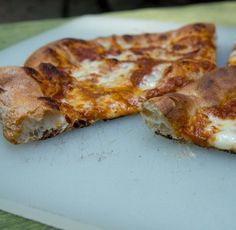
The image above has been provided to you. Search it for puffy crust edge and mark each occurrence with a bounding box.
[141,66,236,148]
[0,66,69,144]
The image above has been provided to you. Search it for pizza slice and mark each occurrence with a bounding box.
[0,23,216,144]
[141,65,236,153]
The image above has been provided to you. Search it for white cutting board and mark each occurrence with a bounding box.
[1,16,236,230]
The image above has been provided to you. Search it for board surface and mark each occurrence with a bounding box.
[1,16,236,230]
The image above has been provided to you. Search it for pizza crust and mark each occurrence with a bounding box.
[141,98,178,139]
[0,23,216,144]
[25,23,216,69]
[0,67,69,144]
[141,66,236,152]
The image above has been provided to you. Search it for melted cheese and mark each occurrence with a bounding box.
[97,39,112,50]
[71,60,101,79]
[206,115,236,151]
[116,38,133,49]
[98,62,135,87]
[72,60,135,87]
[139,64,170,90]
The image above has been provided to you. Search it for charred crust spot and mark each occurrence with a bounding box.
[65,115,72,124]
[172,44,187,51]
[38,96,60,110]
[193,23,206,31]
[123,35,134,42]
[223,149,236,154]
[41,48,63,66]
[41,129,60,140]
[159,34,168,40]
[0,87,6,93]
[23,67,43,83]
[179,59,190,65]
[108,58,119,65]
[73,119,90,128]
[43,48,57,55]
[144,33,151,38]
[155,130,174,140]
[74,47,101,61]
[61,38,86,44]
[75,39,87,44]
[39,63,66,80]
[24,67,39,77]
[164,65,173,75]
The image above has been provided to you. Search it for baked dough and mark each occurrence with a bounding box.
[0,67,69,143]
[0,23,216,143]
[142,66,236,152]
